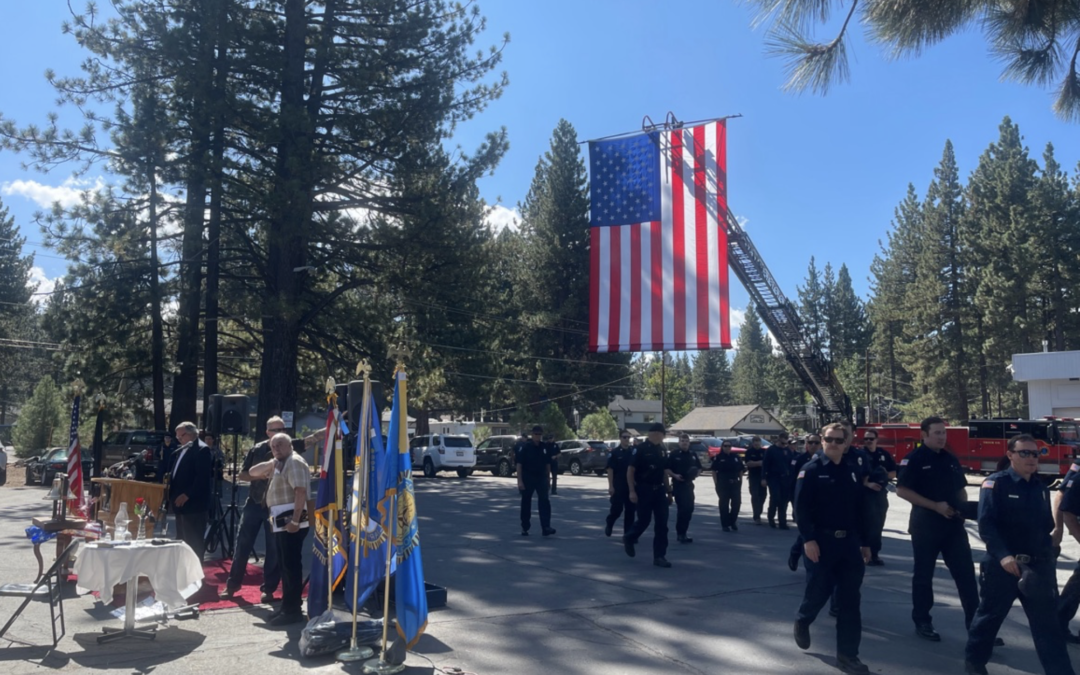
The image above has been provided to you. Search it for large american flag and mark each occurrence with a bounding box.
[588,120,731,352]
[66,394,85,517]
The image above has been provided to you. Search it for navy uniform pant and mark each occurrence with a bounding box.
[866,492,889,559]
[966,559,1075,674]
[715,478,741,528]
[606,486,636,536]
[748,473,766,520]
[626,485,669,559]
[520,478,551,532]
[1058,562,1080,632]
[673,482,695,537]
[767,477,790,525]
[796,536,865,658]
[226,500,280,592]
[910,520,979,627]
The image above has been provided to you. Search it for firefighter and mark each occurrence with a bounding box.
[964,434,1073,675]
[604,430,636,537]
[623,423,673,568]
[862,430,897,566]
[744,437,767,524]
[896,416,979,642]
[668,432,702,543]
[763,432,795,529]
[792,423,872,675]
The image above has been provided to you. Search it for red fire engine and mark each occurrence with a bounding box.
[855,418,1080,477]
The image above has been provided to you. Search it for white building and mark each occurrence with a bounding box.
[607,395,663,433]
[1011,350,1080,418]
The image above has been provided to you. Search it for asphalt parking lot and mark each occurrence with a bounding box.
[0,469,1077,674]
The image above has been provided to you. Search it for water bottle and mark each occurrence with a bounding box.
[114,502,130,541]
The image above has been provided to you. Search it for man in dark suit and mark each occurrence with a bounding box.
[170,421,214,560]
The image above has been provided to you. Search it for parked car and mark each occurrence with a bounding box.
[25,446,93,486]
[735,434,771,449]
[662,437,712,470]
[473,435,520,477]
[102,430,172,480]
[409,434,477,478]
[696,436,750,461]
[554,440,610,476]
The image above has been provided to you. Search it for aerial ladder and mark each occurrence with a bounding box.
[725,211,853,422]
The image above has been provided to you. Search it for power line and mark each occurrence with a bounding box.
[415,340,632,369]
[469,372,638,416]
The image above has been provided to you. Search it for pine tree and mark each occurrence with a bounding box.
[868,185,921,409]
[517,119,631,420]
[732,303,770,405]
[0,199,39,424]
[1029,143,1080,351]
[828,264,869,362]
[899,140,974,421]
[966,117,1040,417]
[691,350,732,406]
[12,376,65,457]
[798,258,828,356]
[579,411,618,440]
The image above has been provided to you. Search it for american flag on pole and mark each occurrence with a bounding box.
[66,394,85,517]
[588,120,731,352]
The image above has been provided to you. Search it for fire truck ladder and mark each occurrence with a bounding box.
[725,210,853,422]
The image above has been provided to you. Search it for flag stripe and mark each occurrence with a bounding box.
[693,124,710,348]
[608,226,621,351]
[629,224,642,350]
[587,121,732,352]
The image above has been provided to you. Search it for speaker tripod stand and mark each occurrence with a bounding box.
[204,433,242,559]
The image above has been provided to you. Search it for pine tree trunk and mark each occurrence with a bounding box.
[203,12,229,417]
[255,0,314,436]
[148,159,167,431]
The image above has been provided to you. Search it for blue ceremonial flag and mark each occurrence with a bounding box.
[345,390,395,611]
[392,367,428,648]
[308,408,348,618]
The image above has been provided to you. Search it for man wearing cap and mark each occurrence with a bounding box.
[623,422,673,568]
[516,425,556,537]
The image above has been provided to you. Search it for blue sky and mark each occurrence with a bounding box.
[2,2,1077,341]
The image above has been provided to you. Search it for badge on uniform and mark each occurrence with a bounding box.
[900,459,909,466]
[982,479,995,489]
[858,457,863,465]
[1069,479,1075,489]
[797,470,806,479]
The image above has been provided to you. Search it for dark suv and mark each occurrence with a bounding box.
[554,440,610,476]
[473,435,520,477]
[103,430,172,480]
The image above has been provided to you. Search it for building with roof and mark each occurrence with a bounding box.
[669,404,786,437]
[1012,350,1080,418]
[607,395,663,434]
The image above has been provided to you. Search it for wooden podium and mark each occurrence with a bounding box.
[91,478,168,538]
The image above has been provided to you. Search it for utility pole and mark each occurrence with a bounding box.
[865,347,871,424]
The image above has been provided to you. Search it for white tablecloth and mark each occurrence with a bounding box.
[74,541,204,609]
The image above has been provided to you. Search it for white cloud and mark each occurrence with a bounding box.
[28,266,57,304]
[1,176,106,209]
[735,214,749,229]
[484,204,519,233]
[730,307,746,332]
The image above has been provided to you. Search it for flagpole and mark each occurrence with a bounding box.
[339,364,375,662]
[364,354,409,675]
[325,380,338,622]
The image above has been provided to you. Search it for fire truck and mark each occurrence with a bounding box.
[854,418,1080,477]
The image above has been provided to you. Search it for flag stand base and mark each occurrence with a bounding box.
[363,656,405,674]
[336,645,374,662]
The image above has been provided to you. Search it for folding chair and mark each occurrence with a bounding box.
[0,539,80,648]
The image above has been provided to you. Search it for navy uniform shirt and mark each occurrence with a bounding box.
[1058,470,1080,516]
[866,446,897,488]
[668,448,702,485]
[515,440,550,481]
[606,446,634,491]
[710,452,744,481]
[978,467,1054,562]
[844,447,873,481]
[794,454,868,545]
[763,445,794,481]
[241,440,274,507]
[791,451,813,479]
[630,440,668,488]
[1059,462,1080,500]
[545,441,560,466]
[744,446,765,479]
[897,444,968,525]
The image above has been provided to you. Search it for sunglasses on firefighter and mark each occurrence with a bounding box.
[1010,449,1039,458]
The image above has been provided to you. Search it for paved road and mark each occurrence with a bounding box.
[0,469,1077,674]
